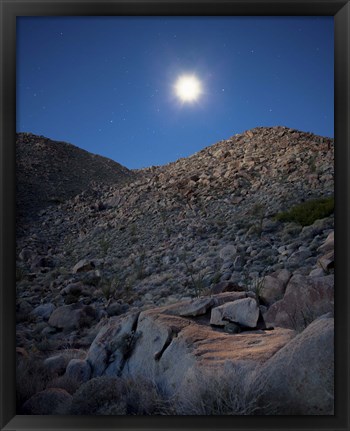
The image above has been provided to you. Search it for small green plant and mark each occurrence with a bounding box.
[308,155,317,173]
[250,276,265,305]
[99,237,110,257]
[100,275,121,301]
[180,252,207,297]
[16,355,52,410]
[16,267,25,282]
[275,196,334,227]
[134,251,146,280]
[123,278,132,296]
[211,271,222,285]
[130,224,137,237]
[250,203,266,236]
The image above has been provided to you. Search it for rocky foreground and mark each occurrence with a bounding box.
[16,126,334,415]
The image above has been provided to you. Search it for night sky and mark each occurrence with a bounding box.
[17,16,334,169]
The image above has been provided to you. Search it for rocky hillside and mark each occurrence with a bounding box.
[15,126,334,415]
[16,133,137,221]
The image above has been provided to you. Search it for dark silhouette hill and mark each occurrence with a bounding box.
[16,133,137,221]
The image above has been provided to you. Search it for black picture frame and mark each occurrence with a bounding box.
[1,1,349,430]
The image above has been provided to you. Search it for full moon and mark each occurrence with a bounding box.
[174,75,202,102]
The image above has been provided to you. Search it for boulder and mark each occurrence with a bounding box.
[61,282,84,296]
[273,268,291,285]
[246,316,334,414]
[309,267,326,277]
[48,304,97,331]
[30,303,55,320]
[30,256,55,270]
[65,359,91,384]
[219,244,237,261]
[44,354,67,375]
[164,297,214,317]
[86,312,140,377]
[19,248,34,262]
[157,292,251,318]
[265,274,334,330]
[72,259,95,274]
[210,297,259,328]
[317,250,334,272]
[106,302,128,317]
[317,230,334,254]
[211,291,255,307]
[259,275,286,306]
[21,388,72,414]
[287,249,312,268]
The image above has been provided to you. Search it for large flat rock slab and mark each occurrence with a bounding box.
[86,300,296,397]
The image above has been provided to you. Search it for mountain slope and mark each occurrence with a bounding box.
[16,126,334,297]
[15,126,334,415]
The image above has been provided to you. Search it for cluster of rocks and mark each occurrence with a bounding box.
[15,126,334,415]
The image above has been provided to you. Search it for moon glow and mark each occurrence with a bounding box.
[174,75,202,102]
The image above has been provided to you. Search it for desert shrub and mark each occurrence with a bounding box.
[35,337,57,353]
[100,279,116,301]
[16,267,26,282]
[275,196,334,227]
[250,277,265,306]
[69,376,127,415]
[249,202,266,236]
[176,362,262,415]
[122,375,174,415]
[180,252,208,297]
[134,251,146,280]
[64,293,79,304]
[100,273,126,301]
[211,271,222,285]
[99,237,110,257]
[16,355,52,409]
[308,154,317,173]
[67,374,173,415]
[46,373,83,395]
[17,347,87,409]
